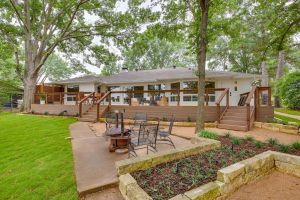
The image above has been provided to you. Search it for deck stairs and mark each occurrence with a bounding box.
[79,105,109,122]
[217,106,248,131]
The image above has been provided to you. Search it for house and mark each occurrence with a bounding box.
[32,67,274,131]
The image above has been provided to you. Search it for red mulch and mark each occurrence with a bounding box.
[131,136,300,200]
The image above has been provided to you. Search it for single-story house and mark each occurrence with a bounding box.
[32,67,273,131]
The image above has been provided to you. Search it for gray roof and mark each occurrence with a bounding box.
[101,68,261,85]
[51,75,102,84]
[50,68,261,85]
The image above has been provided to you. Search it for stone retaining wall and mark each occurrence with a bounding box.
[254,122,299,135]
[116,137,220,176]
[118,149,300,200]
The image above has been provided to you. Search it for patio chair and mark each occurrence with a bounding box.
[130,113,147,137]
[128,121,159,158]
[104,112,119,137]
[157,115,175,148]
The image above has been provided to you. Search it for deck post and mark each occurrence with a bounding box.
[246,104,250,131]
[268,87,272,106]
[177,90,180,106]
[60,93,62,104]
[226,89,229,107]
[97,103,100,119]
[205,89,208,106]
[45,93,48,104]
[109,92,112,106]
[217,104,220,123]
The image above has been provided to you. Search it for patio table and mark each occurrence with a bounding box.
[107,111,131,152]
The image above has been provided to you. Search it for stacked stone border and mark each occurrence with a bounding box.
[254,122,299,135]
[115,137,221,176]
[118,147,300,200]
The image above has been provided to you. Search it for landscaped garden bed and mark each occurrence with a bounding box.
[130,132,300,200]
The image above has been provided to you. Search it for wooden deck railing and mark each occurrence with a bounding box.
[215,88,229,123]
[96,91,111,119]
[34,92,91,105]
[78,92,95,118]
[110,88,226,106]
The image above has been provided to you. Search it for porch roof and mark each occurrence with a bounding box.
[50,68,261,85]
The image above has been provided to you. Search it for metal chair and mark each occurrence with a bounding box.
[130,113,147,137]
[157,115,175,148]
[104,112,119,136]
[128,121,159,158]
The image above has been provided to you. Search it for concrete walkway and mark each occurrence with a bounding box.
[172,126,300,145]
[70,122,192,199]
[275,111,300,120]
[70,122,126,197]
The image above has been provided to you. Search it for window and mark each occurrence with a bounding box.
[182,81,197,94]
[234,81,238,91]
[170,82,180,102]
[67,85,79,92]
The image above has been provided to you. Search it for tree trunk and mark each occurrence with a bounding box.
[261,61,268,86]
[275,50,285,107]
[23,67,38,112]
[196,0,209,133]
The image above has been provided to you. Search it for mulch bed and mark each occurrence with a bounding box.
[131,136,300,200]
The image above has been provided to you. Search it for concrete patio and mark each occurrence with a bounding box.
[70,122,191,198]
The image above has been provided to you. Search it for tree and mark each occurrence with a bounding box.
[1,0,158,111]
[195,0,209,132]
[122,37,196,71]
[275,71,300,110]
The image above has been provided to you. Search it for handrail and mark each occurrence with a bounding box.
[79,92,95,117]
[215,88,229,106]
[96,91,111,119]
[214,88,229,123]
[240,92,249,97]
[245,86,257,130]
[245,86,256,105]
[79,92,94,104]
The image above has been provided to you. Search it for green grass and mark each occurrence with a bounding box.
[275,108,300,116]
[274,114,300,125]
[0,112,77,200]
[198,130,218,140]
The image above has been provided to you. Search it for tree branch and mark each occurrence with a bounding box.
[9,0,29,32]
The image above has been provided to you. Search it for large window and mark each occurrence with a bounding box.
[67,85,79,93]
[182,81,198,102]
[205,81,216,102]
[66,85,79,101]
[108,86,121,103]
[170,82,180,102]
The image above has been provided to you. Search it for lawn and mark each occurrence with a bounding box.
[275,114,300,125]
[0,112,78,200]
[275,108,300,116]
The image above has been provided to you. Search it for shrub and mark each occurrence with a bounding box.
[292,141,300,150]
[198,130,218,140]
[275,71,300,109]
[232,137,241,145]
[75,113,79,117]
[277,144,291,153]
[254,140,263,148]
[44,111,49,115]
[31,110,35,114]
[267,138,278,146]
[245,135,254,142]
[58,111,64,116]
[162,117,168,121]
[224,132,231,138]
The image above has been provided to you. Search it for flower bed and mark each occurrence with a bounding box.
[130,135,300,200]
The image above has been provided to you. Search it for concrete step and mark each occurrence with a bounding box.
[224,112,247,117]
[222,116,247,121]
[217,124,248,131]
[220,119,247,126]
[79,117,97,122]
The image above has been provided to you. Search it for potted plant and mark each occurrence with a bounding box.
[40,93,46,104]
